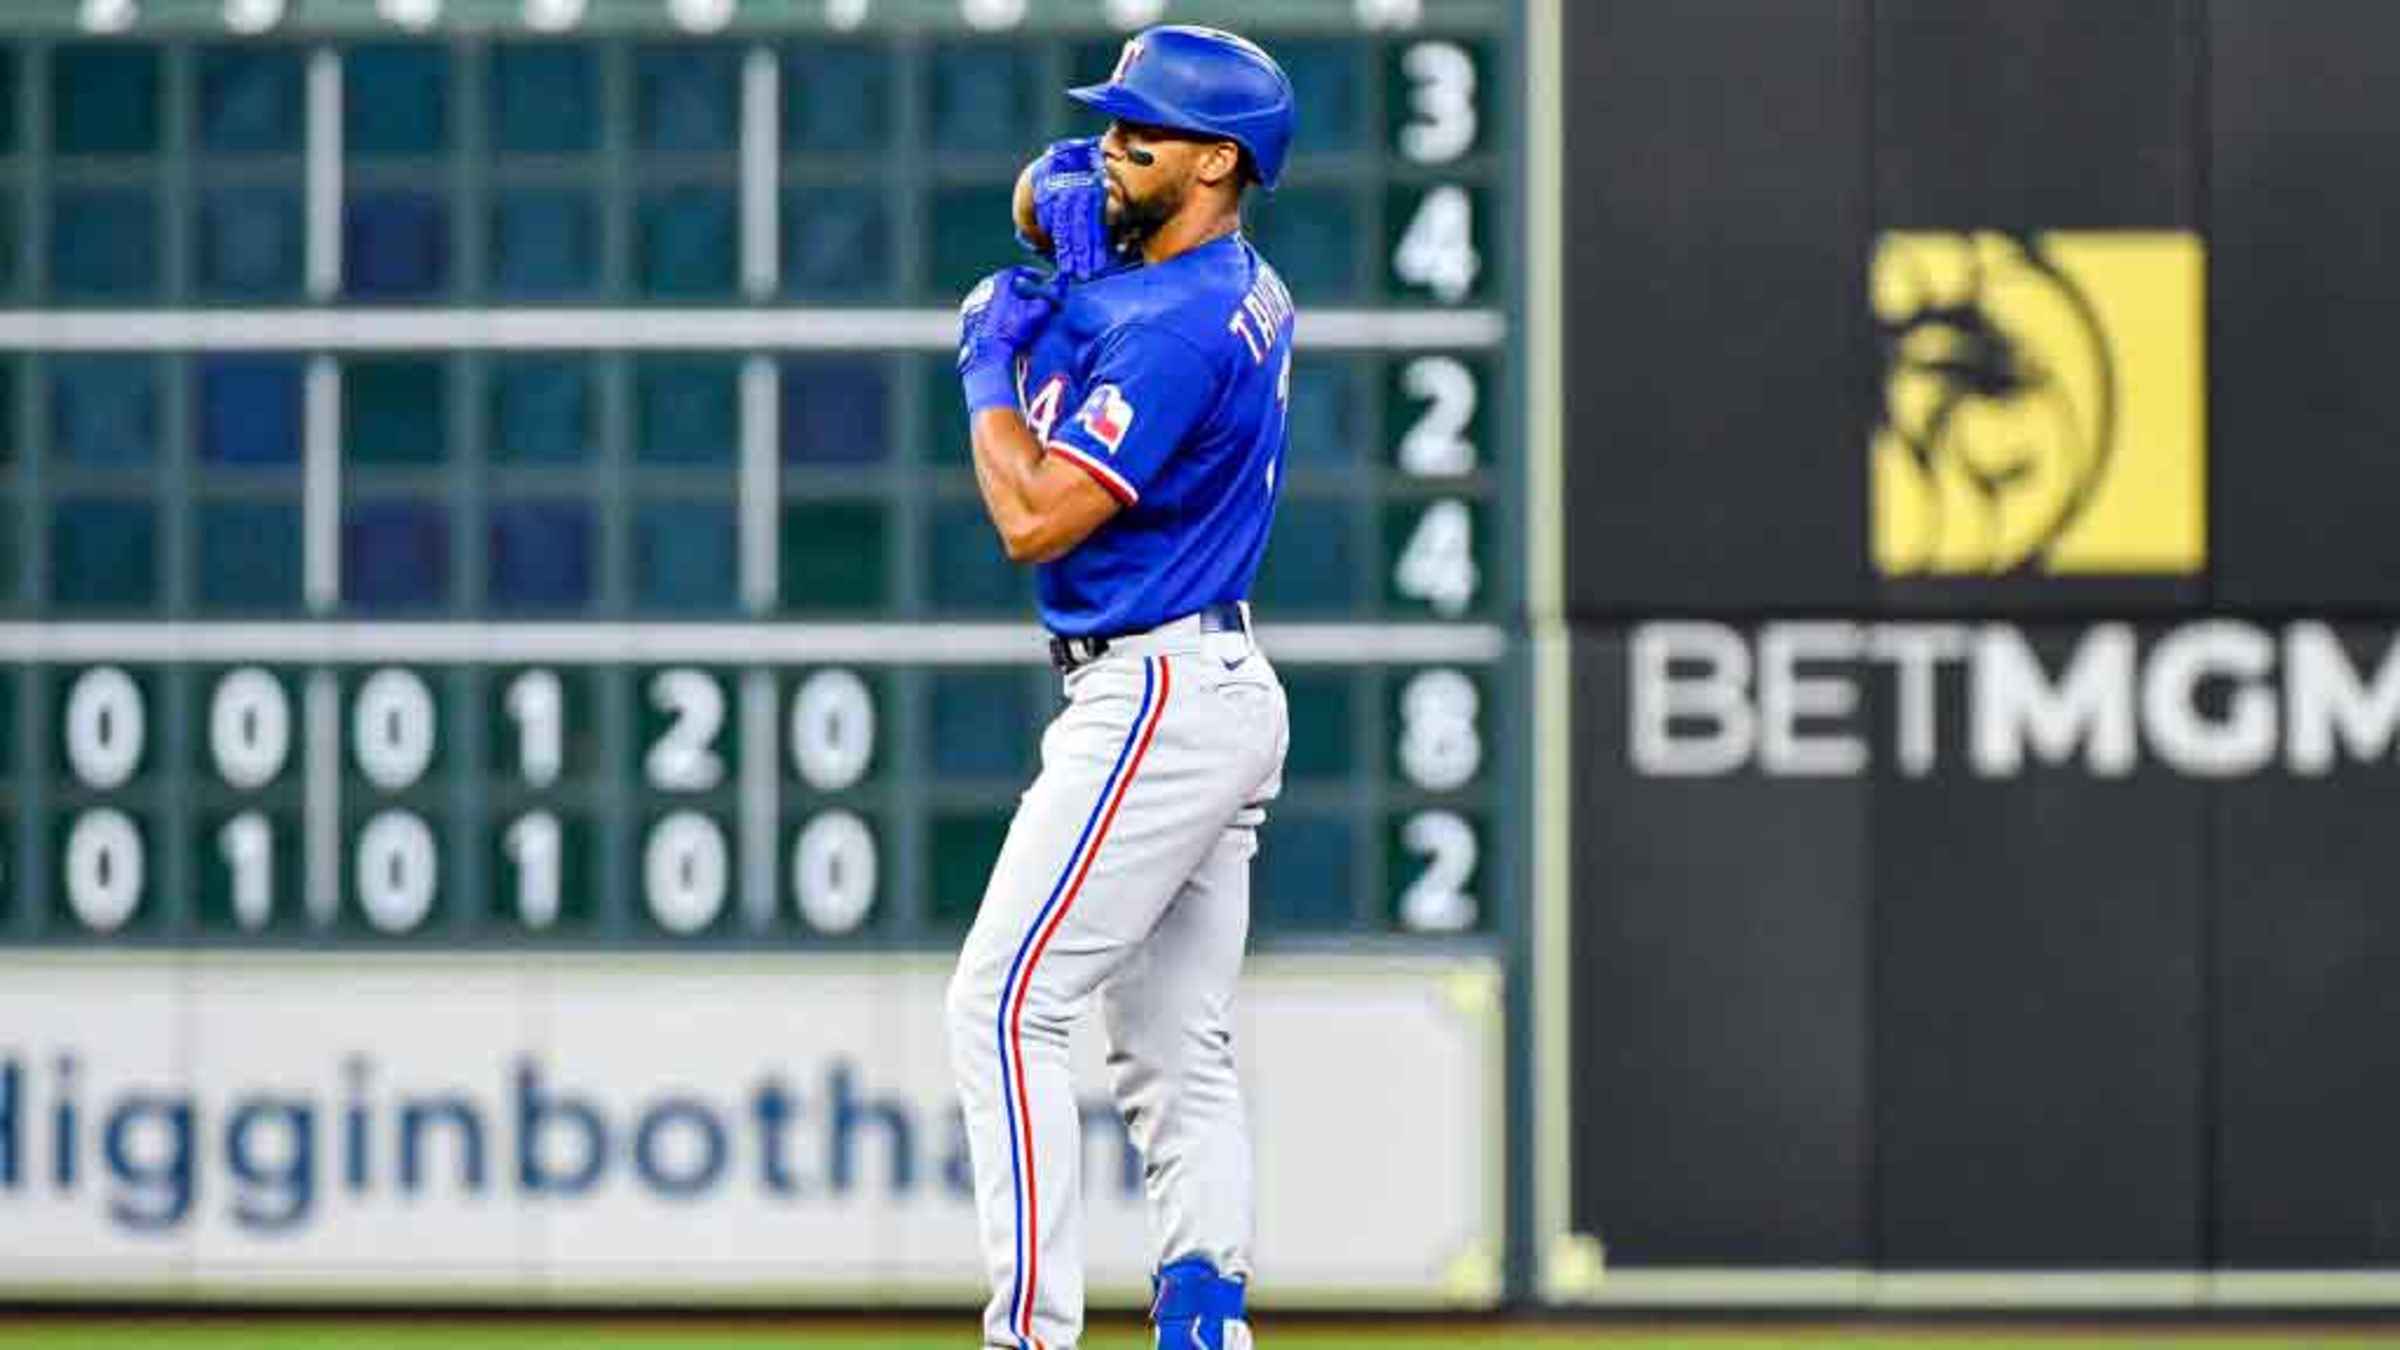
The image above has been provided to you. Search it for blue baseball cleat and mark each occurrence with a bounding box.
[1151,1258,1252,1349]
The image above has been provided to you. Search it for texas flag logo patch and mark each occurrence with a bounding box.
[1078,384,1135,454]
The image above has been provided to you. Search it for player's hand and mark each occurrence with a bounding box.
[957,266,1065,413]
[1026,136,1111,280]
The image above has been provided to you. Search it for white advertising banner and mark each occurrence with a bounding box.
[0,952,1502,1307]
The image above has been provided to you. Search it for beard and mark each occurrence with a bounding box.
[1108,178,1185,252]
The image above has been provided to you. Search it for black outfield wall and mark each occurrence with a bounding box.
[1563,1,2400,1275]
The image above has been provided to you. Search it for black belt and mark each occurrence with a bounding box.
[1048,602,1248,674]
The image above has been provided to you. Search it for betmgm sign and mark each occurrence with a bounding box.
[1631,621,2400,782]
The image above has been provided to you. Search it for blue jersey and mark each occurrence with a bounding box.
[1014,232,1295,638]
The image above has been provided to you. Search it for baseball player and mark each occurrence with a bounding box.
[943,25,1297,1350]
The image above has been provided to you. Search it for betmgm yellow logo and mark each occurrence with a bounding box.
[1871,231,2205,576]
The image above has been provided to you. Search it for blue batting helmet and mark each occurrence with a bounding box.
[1067,26,1296,190]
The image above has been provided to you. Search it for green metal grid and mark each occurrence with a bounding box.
[0,11,1518,970]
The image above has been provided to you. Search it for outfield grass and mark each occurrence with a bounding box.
[2,1322,2397,1350]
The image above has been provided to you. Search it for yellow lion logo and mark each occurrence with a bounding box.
[1871,230,2204,577]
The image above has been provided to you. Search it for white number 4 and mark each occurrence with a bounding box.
[1393,186,1479,303]
[1394,499,1478,616]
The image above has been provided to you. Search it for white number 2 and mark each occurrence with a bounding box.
[1398,356,1477,476]
[646,670,725,791]
[1398,810,1478,932]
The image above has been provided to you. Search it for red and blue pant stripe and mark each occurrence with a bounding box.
[993,655,1170,1350]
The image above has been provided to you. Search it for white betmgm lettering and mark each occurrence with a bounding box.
[1757,624,1867,777]
[1969,625,2136,778]
[2285,622,2400,775]
[2142,621,2277,778]
[1868,625,1970,777]
[1632,623,1869,777]
[1629,620,2400,780]
[1630,623,1754,777]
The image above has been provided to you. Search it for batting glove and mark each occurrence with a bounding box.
[1028,136,1112,280]
[958,266,1064,414]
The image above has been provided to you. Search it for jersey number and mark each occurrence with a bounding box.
[1026,376,1068,443]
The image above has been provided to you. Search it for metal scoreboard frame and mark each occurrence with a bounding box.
[0,3,1525,950]
[1521,0,1578,1307]
[0,0,1547,1308]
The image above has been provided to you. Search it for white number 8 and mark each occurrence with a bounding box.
[1397,668,1481,792]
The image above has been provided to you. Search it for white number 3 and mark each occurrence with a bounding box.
[1400,41,1478,164]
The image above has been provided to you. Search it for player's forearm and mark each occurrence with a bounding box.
[970,407,1075,564]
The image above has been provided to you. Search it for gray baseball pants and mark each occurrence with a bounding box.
[945,625,1288,1350]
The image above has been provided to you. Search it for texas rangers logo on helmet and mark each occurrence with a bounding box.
[1109,37,1146,84]
[1078,384,1135,453]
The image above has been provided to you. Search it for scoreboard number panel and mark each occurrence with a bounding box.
[1389,665,1489,934]
[488,665,601,934]
[195,665,303,935]
[52,666,159,936]
[497,805,576,931]
[632,665,740,937]
[339,666,449,937]
[783,666,883,936]
[788,806,878,935]
[0,0,1521,961]
[1395,806,1482,934]
[500,667,573,789]
[1395,354,1483,476]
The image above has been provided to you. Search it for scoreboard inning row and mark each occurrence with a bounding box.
[0,346,1499,623]
[0,19,1503,309]
[3,639,1501,945]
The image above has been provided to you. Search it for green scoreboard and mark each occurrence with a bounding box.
[0,0,1523,956]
